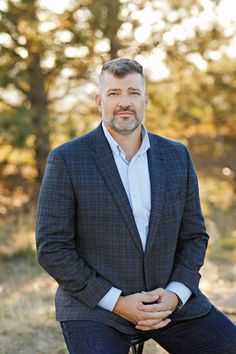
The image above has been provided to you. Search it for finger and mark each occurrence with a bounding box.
[137,318,162,327]
[145,288,164,296]
[141,291,159,300]
[140,292,159,304]
[138,308,172,319]
[138,303,169,312]
[137,311,171,324]
[136,318,171,331]
[138,310,172,323]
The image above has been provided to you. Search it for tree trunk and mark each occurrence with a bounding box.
[28,52,50,182]
[106,1,122,59]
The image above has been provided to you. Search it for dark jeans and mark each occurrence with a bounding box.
[60,306,236,354]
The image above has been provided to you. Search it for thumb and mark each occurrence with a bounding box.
[146,288,164,296]
[141,291,159,303]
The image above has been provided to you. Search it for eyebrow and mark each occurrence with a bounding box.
[107,88,120,93]
[107,87,141,93]
[128,87,141,92]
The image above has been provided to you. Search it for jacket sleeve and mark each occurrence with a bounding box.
[168,146,209,295]
[35,149,112,308]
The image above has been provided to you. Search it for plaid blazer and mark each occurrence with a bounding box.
[36,122,211,334]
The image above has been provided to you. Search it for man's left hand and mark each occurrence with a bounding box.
[136,288,179,331]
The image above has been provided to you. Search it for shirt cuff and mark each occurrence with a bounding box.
[97,287,122,312]
[165,281,192,308]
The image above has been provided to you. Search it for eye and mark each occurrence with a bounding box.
[131,91,140,95]
[108,92,118,96]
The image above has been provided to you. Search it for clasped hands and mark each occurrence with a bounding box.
[113,288,179,331]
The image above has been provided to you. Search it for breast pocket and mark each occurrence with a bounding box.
[164,183,186,220]
[165,181,186,199]
[166,189,185,199]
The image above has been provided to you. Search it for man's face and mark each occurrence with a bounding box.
[95,72,148,135]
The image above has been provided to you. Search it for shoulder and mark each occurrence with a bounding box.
[147,132,193,170]
[148,132,188,155]
[49,125,100,158]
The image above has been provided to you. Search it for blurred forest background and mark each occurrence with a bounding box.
[0,0,235,353]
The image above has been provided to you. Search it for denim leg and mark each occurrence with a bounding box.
[60,320,132,354]
[146,306,236,354]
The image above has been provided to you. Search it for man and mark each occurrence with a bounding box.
[36,58,236,353]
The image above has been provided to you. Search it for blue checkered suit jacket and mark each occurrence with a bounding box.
[36,122,211,334]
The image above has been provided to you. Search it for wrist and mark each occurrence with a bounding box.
[173,293,183,312]
[167,290,182,312]
[113,295,124,315]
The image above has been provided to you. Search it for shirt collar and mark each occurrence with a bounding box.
[102,121,150,157]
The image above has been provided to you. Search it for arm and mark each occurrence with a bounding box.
[36,149,112,308]
[165,281,192,308]
[98,287,122,311]
[168,147,209,295]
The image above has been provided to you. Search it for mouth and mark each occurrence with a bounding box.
[115,111,134,116]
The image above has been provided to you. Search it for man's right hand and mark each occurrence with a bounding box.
[113,292,172,326]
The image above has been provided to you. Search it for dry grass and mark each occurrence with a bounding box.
[0,259,66,354]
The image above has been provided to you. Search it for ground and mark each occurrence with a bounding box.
[0,257,235,354]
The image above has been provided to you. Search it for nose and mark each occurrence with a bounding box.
[118,103,131,110]
[117,95,132,109]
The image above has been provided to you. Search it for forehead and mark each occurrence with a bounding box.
[99,72,144,92]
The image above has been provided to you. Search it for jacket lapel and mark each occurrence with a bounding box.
[145,135,166,256]
[90,124,144,255]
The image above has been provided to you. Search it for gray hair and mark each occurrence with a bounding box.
[99,57,145,89]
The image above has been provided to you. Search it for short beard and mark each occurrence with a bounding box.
[104,116,142,135]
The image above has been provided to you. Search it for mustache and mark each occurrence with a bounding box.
[114,109,136,114]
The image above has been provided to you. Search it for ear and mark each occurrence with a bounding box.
[145,92,149,108]
[95,94,101,111]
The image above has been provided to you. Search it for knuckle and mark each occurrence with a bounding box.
[159,322,165,328]
[163,311,169,317]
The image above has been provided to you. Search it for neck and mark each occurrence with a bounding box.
[104,123,142,162]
